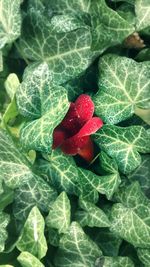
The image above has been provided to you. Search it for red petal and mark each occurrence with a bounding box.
[61,135,89,155]
[60,103,81,135]
[78,117,103,137]
[52,127,67,149]
[78,137,94,162]
[75,94,94,123]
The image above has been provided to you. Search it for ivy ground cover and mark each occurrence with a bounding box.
[0,0,150,266]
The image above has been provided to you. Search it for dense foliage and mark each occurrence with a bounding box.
[0,0,150,266]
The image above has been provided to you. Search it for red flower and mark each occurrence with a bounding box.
[53,94,103,162]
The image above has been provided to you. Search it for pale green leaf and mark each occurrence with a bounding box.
[46,192,71,234]
[90,0,134,52]
[13,175,57,221]
[0,129,37,189]
[17,206,48,259]
[128,155,150,197]
[0,0,21,49]
[78,167,121,201]
[0,265,14,267]
[17,251,45,267]
[95,256,134,267]
[5,73,20,100]
[18,8,93,85]
[93,55,150,124]
[94,125,150,174]
[137,248,150,266]
[135,0,150,31]
[111,182,150,248]
[51,14,86,33]
[75,199,110,228]
[16,63,69,153]
[55,222,102,267]
[2,73,20,125]
[42,150,79,195]
[0,211,10,252]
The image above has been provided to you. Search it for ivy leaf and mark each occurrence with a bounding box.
[94,125,150,174]
[0,185,14,210]
[13,175,57,221]
[96,256,134,267]
[46,192,71,234]
[17,251,45,267]
[0,50,3,72]
[99,151,118,174]
[135,0,150,31]
[16,63,69,153]
[42,150,79,195]
[43,0,91,14]
[18,8,93,85]
[48,228,61,247]
[90,0,134,52]
[110,182,150,248]
[137,248,150,266]
[0,129,37,189]
[54,222,102,267]
[87,228,122,257]
[50,14,86,33]
[2,73,19,125]
[0,211,10,252]
[0,0,21,49]
[78,168,121,202]
[17,206,48,259]
[93,54,150,124]
[128,155,150,197]
[75,199,110,228]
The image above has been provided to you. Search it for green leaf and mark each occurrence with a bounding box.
[46,192,71,234]
[0,265,14,267]
[87,228,122,257]
[99,151,118,174]
[48,228,61,247]
[90,0,134,52]
[0,50,3,72]
[93,54,150,124]
[94,125,150,174]
[44,0,91,14]
[0,211,10,252]
[42,150,79,195]
[136,48,150,62]
[135,0,150,31]
[111,182,150,248]
[54,221,102,267]
[17,251,45,267]
[137,248,150,266]
[128,155,150,197]
[18,8,93,85]
[2,73,20,125]
[0,185,14,210]
[16,63,69,153]
[13,175,57,221]
[78,167,121,202]
[17,206,47,259]
[0,129,37,189]
[96,256,134,267]
[50,14,86,33]
[75,199,110,228]
[0,0,21,49]
[117,3,136,26]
